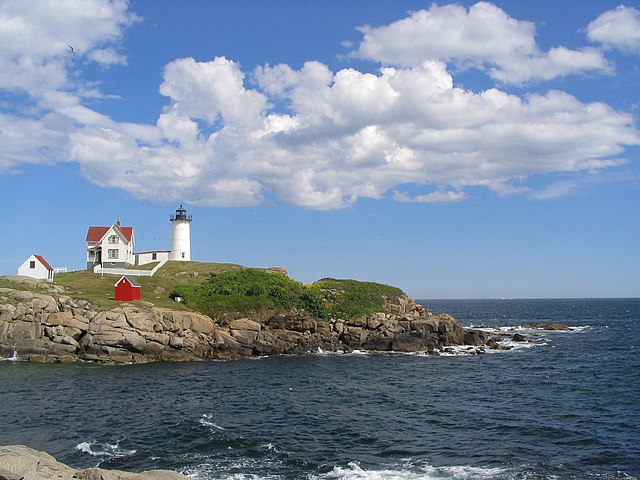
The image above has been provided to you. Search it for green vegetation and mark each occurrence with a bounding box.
[313,278,405,318]
[171,271,406,320]
[4,261,406,321]
[171,268,331,320]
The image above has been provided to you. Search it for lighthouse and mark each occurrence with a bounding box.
[170,205,192,261]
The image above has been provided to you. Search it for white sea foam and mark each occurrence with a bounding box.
[260,443,280,453]
[75,440,136,458]
[200,414,225,430]
[312,461,508,479]
[495,340,546,351]
[0,349,20,361]
[181,456,284,480]
[471,324,592,334]
[438,345,489,356]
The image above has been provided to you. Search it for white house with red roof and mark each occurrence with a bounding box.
[86,219,135,270]
[17,254,55,281]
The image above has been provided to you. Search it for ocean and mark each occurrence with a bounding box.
[1,298,639,479]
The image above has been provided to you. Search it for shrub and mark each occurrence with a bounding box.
[313,278,405,318]
[298,288,329,320]
[268,286,294,309]
[170,269,405,321]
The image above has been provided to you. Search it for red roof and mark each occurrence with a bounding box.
[115,275,141,288]
[34,255,54,271]
[86,225,133,242]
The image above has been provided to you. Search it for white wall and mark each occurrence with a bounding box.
[17,255,53,281]
[135,251,170,266]
[170,221,191,261]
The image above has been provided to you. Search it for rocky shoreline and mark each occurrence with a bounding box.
[0,445,187,480]
[0,276,519,364]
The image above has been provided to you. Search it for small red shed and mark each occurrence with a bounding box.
[114,275,141,301]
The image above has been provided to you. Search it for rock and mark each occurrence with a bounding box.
[44,311,72,326]
[230,328,259,346]
[464,331,484,346]
[411,318,438,333]
[125,310,156,332]
[346,316,368,328]
[144,332,170,345]
[362,331,392,351]
[30,296,57,312]
[265,267,288,277]
[392,332,435,353]
[228,318,261,332]
[523,322,572,331]
[0,445,188,480]
[366,314,384,330]
[11,290,34,302]
[265,314,316,333]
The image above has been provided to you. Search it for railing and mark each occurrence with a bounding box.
[93,259,167,277]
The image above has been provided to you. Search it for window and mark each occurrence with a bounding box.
[108,249,119,259]
[29,261,35,269]
[108,235,119,244]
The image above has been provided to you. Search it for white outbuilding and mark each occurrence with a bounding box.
[17,254,55,281]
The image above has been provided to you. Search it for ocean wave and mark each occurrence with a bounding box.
[0,349,20,361]
[311,462,508,479]
[180,457,638,480]
[181,455,287,480]
[200,413,226,431]
[312,344,538,358]
[75,440,136,458]
[470,324,593,334]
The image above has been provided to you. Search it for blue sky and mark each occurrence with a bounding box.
[1,0,639,299]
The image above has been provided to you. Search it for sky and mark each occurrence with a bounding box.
[0,0,639,299]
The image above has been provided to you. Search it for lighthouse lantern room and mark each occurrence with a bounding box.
[170,205,192,261]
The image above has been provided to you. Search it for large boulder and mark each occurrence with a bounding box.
[0,445,188,480]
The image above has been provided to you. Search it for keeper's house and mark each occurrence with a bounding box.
[86,220,135,270]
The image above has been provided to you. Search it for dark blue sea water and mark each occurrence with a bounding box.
[1,298,639,479]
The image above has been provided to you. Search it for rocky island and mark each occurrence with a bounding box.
[0,262,504,363]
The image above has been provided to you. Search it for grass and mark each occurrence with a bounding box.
[53,261,247,309]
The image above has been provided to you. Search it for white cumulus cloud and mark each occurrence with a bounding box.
[0,0,638,210]
[67,57,637,209]
[587,5,640,52]
[355,1,611,83]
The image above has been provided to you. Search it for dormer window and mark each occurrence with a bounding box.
[108,235,119,244]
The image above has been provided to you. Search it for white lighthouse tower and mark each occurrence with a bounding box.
[170,205,192,261]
